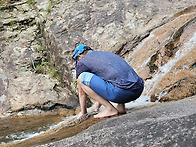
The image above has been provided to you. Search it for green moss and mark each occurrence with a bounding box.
[46,5,51,13]
[0,0,5,7]
[36,45,45,52]
[73,81,77,88]
[27,0,35,5]
[9,20,16,26]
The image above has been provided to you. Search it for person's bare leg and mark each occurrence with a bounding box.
[81,84,118,118]
[77,79,88,118]
[78,75,118,118]
[116,104,126,114]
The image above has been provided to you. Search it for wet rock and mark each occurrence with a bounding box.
[159,76,196,102]
[37,96,196,147]
[42,0,196,93]
[0,74,10,116]
[124,8,196,101]
[0,0,195,119]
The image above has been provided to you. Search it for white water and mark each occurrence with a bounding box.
[142,32,196,100]
[126,30,196,108]
[0,115,77,144]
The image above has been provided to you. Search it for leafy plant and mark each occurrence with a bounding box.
[49,66,61,81]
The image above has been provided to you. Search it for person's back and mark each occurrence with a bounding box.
[76,51,143,90]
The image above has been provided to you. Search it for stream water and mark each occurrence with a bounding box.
[0,96,153,145]
[0,115,64,144]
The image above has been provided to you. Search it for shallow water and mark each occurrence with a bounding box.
[0,115,63,144]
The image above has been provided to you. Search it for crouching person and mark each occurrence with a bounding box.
[73,44,144,118]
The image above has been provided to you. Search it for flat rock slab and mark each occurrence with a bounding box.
[38,95,196,147]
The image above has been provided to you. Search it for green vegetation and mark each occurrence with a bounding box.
[46,0,56,13]
[37,45,44,52]
[0,0,5,7]
[30,45,61,81]
[49,66,61,81]
[46,5,51,13]
[133,9,137,15]
[73,81,77,88]
[49,0,55,3]
[27,0,35,5]
[9,20,16,26]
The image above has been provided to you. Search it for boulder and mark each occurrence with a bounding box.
[43,0,196,101]
[123,8,196,101]
[0,0,195,118]
[0,0,78,118]
[37,95,196,147]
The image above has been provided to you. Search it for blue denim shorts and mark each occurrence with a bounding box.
[81,72,143,103]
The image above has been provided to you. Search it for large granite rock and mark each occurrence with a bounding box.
[43,0,196,101]
[37,95,196,147]
[123,8,196,101]
[0,0,78,118]
[0,0,195,119]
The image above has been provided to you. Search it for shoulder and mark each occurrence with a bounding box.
[90,51,115,56]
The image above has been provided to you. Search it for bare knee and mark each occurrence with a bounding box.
[77,74,86,95]
[77,74,82,85]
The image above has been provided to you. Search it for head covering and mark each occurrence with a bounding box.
[72,44,92,60]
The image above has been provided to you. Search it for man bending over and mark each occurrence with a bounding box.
[73,44,144,118]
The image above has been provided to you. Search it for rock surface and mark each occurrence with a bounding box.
[0,0,79,118]
[0,1,195,145]
[44,0,196,93]
[124,8,196,101]
[0,0,195,135]
[44,0,196,103]
[37,95,196,147]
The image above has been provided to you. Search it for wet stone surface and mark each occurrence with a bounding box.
[0,115,63,144]
[36,96,196,147]
[0,1,195,147]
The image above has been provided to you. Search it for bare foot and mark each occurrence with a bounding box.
[116,104,126,114]
[87,106,99,113]
[87,102,102,113]
[77,112,87,119]
[94,108,118,118]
